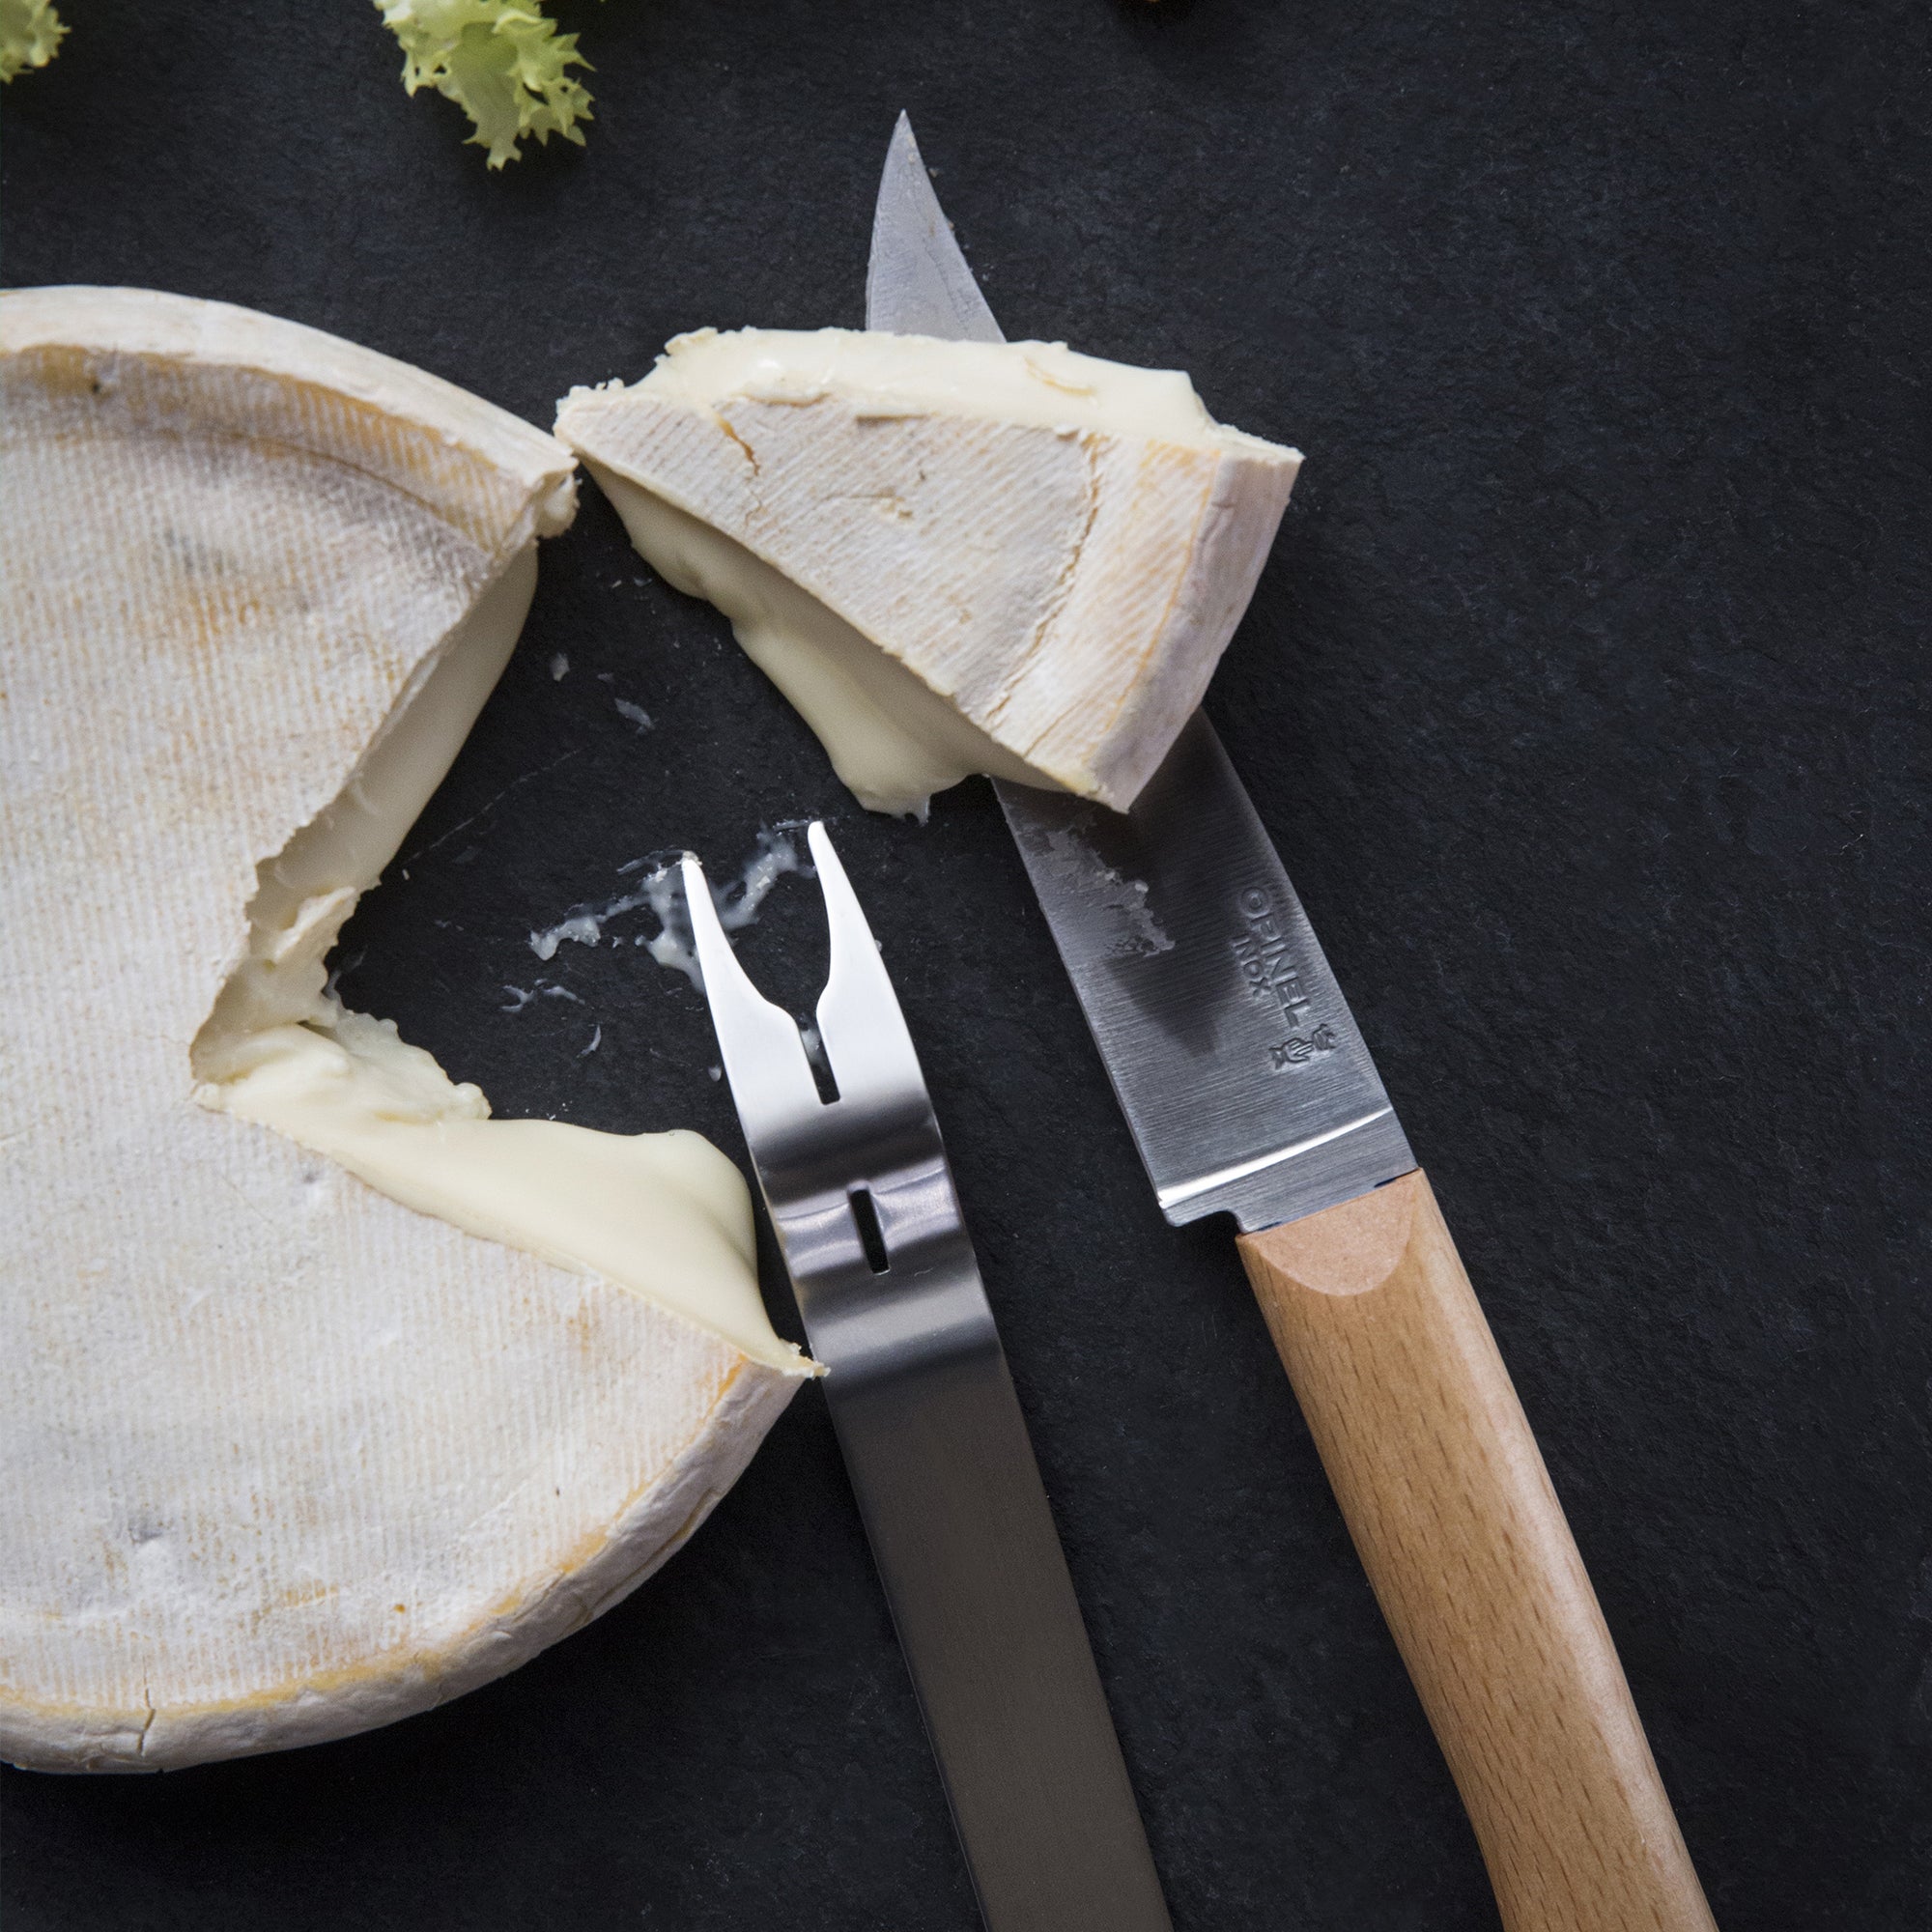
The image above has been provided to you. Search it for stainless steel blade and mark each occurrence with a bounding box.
[868,114,1007,345]
[686,824,1170,1932]
[996,729,1413,1230]
[867,121,1414,1233]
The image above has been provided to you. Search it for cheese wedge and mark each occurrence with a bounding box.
[0,289,810,1774]
[555,328,1301,815]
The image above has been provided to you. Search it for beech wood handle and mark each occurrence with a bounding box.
[1237,1170,1714,1932]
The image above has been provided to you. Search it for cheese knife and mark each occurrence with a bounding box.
[870,114,1717,1932]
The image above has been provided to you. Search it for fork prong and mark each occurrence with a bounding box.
[809,822,927,1106]
[681,852,823,1141]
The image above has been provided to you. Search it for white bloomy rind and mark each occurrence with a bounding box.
[0,289,810,1774]
[555,328,1301,816]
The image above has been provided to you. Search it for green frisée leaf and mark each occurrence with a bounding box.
[376,1,595,169]
[0,0,66,82]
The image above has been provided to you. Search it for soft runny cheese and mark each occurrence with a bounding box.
[556,327,1301,815]
[0,288,810,1775]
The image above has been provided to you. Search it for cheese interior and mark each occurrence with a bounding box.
[190,550,796,1372]
[588,465,1047,815]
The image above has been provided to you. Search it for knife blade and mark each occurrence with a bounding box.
[869,114,1716,1932]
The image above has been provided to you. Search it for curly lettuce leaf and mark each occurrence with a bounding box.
[0,0,66,82]
[377,1,594,169]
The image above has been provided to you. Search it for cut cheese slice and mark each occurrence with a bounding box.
[555,327,1301,815]
[0,288,810,1775]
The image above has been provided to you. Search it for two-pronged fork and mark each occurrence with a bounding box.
[682,822,1170,1932]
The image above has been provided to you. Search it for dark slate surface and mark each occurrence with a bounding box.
[3,2,1927,1926]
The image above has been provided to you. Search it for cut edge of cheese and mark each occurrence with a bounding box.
[185,543,804,1376]
[555,328,1301,815]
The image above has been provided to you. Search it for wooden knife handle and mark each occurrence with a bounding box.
[1237,1170,1715,1932]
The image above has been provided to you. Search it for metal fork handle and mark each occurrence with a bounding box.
[833,1338,1168,1932]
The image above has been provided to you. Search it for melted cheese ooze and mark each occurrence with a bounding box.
[587,469,1045,815]
[641,327,1236,440]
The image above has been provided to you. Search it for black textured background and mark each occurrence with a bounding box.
[3,3,1928,1926]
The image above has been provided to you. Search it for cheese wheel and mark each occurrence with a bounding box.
[0,289,810,1774]
[555,328,1300,816]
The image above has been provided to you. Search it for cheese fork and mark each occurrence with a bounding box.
[680,822,1171,1932]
